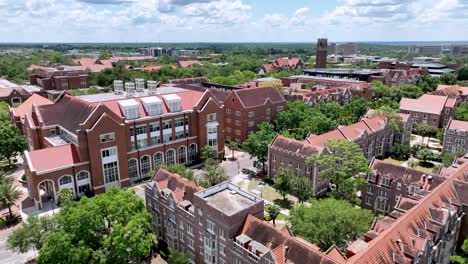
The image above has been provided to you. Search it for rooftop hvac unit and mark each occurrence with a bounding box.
[147,80,158,94]
[114,80,124,94]
[125,82,136,97]
[135,78,145,93]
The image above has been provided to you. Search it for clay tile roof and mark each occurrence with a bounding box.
[239,215,338,264]
[262,63,275,73]
[448,119,468,132]
[37,94,96,134]
[26,144,81,173]
[325,245,347,264]
[178,60,201,68]
[271,135,318,157]
[233,86,285,108]
[12,94,52,121]
[306,130,346,151]
[0,88,13,98]
[400,94,449,115]
[347,162,468,264]
[151,168,203,203]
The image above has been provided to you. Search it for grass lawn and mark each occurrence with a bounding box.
[248,179,298,208]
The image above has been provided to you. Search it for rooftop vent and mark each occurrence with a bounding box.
[141,96,162,116]
[147,80,159,95]
[118,99,140,120]
[162,94,182,112]
[135,78,145,93]
[125,82,135,97]
[114,80,124,94]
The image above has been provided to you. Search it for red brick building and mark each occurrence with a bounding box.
[223,86,286,143]
[430,84,468,102]
[361,159,446,214]
[284,87,353,106]
[443,119,468,154]
[268,114,413,196]
[28,65,90,90]
[10,94,52,132]
[145,168,345,264]
[400,94,456,129]
[258,57,304,75]
[316,38,328,68]
[0,79,44,107]
[22,85,225,209]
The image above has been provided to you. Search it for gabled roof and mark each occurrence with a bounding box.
[232,86,285,108]
[399,94,449,115]
[26,144,82,173]
[239,215,338,264]
[37,94,96,133]
[347,162,468,264]
[12,94,52,121]
[178,60,201,68]
[72,58,113,73]
[151,168,203,203]
[431,84,468,97]
[270,135,318,158]
[447,119,468,132]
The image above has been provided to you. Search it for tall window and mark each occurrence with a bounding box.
[140,156,151,177]
[178,146,187,164]
[166,149,175,165]
[189,144,197,163]
[154,152,164,166]
[103,162,119,184]
[128,159,138,179]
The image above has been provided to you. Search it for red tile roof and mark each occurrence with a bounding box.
[432,84,468,97]
[239,215,337,264]
[347,162,468,264]
[447,119,468,132]
[72,58,113,73]
[178,60,201,68]
[0,88,13,98]
[151,168,203,203]
[142,65,176,71]
[270,135,318,157]
[233,86,285,108]
[26,144,82,173]
[400,94,450,115]
[12,94,52,121]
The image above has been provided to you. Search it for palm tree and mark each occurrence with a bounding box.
[228,142,238,160]
[0,171,13,185]
[0,182,22,223]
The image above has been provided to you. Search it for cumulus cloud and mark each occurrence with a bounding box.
[181,0,251,25]
[262,7,312,29]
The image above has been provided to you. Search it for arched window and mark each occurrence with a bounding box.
[128,159,138,179]
[178,146,187,164]
[59,175,72,185]
[189,144,197,163]
[154,152,164,166]
[166,149,175,165]
[140,155,151,177]
[76,171,89,181]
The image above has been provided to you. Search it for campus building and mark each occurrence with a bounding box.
[21,82,225,209]
[28,64,91,91]
[361,159,446,214]
[145,168,345,264]
[284,87,354,106]
[399,94,456,129]
[0,79,44,107]
[258,57,304,75]
[316,38,328,69]
[430,84,468,103]
[443,119,468,154]
[268,113,413,196]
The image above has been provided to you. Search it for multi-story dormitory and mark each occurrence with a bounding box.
[145,159,468,264]
[21,80,225,209]
[267,111,413,196]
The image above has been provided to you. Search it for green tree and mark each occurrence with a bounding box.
[0,122,27,167]
[0,181,21,222]
[371,106,403,132]
[228,141,238,160]
[200,145,216,161]
[273,167,292,200]
[416,148,437,163]
[242,122,276,173]
[167,250,190,264]
[418,74,440,93]
[163,164,194,181]
[396,84,423,100]
[56,188,74,207]
[455,102,468,121]
[292,176,312,203]
[7,225,31,253]
[408,157,418,168]
[441,152,463,167]
[372,81,395,98]
[389,144,411,160]
[0,102,9,122]
[306,140,370,204]
[439,72,457,85]
[199,159,228,188]
[451,239,468,264]
[415,123,438,145]
[290,198,373,249]
[457,65,468,81]
[265,204,281,226]
[9,187,156,263]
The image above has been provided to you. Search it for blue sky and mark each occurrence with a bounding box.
[0,0,467,43]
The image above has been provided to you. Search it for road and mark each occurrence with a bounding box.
[0,232,35,264]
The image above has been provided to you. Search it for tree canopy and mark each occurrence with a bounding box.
[455,102,468,121]
[8,187,156,264]
[273,167,293,200]
[242,122,276,173]
[0,121,27,166]
[290,198,373,250]
[306,139,370,204]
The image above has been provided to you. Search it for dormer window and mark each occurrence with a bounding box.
[163,94,182,112]
[409,185,417,195]
[118,99,140,120]
[382,177,390,186]
[141,96,163,116]
[368,174,376,183]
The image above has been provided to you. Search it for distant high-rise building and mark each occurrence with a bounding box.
[327,42,337,55]
[341,43,358,56]
[316,38,328,69]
